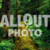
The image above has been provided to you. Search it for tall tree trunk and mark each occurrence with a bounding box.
[0,0,12,40]
[16,0,19,17]
[0,0,12,21]
[7,0,12,19]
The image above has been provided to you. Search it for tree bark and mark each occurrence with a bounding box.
[0,0,12,21]
[16,0,19,17]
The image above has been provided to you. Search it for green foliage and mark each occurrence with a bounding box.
[12,0,16,16]
[35,1,50,48]
[0,0,2,2]
[38,0,50,14]
[0,27,4,36]
[0,0,2,9]
[28,21,50,49]
[27,0,50,48]
[0,0,50,50]
[0,40,15,50]
[0,27,6,42]
[0,3,2,9]
[0,27,6,38]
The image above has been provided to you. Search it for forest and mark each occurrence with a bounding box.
[0,0,50,50]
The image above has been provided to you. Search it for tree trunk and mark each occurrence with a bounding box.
[7,0,12,19]
[0,0,12,21]
[0,0,12,40]
[16,0,19,17]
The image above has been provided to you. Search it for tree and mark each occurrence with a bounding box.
[0,0,12,21]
